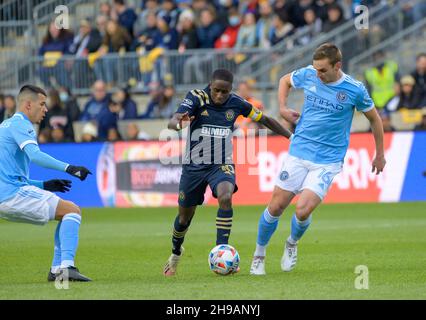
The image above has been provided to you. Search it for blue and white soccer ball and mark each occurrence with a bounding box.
[208,244,240,275]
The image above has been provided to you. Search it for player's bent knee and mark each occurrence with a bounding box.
[295,203,314,220]
[218,193,233,209]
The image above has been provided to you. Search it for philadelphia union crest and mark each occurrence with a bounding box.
[225,109,235,121]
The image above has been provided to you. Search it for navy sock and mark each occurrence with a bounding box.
[216,208,233,245]
[172,215,190,255]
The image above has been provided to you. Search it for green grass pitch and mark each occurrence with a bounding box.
[0,202,425,299]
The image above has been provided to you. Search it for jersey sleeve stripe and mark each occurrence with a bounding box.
[361,104,375,113]
[290,71,297,88]
[19,140,38,150]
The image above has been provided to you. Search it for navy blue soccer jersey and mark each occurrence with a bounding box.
[176,86,263,167]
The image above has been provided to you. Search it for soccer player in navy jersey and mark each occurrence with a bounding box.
[250,43,386,275]
[163,69,293,276]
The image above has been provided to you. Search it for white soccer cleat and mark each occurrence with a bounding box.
[250,256,266,275]
[281,240,298,272]
[163,247,184,276]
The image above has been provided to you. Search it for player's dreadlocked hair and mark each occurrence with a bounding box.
[212,69,234,84]
[313,43,342,66]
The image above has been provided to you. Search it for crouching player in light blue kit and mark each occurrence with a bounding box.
[250,43,387,275]
[0,85,92,282]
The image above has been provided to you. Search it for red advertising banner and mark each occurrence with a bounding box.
[99,132,408,207]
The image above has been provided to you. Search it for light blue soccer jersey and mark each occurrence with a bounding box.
[289,65,374,164]
[0,113,43,202]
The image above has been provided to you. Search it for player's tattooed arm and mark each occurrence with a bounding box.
[278,73,300,123]
[168,112,195,131]
[258,114,293,140]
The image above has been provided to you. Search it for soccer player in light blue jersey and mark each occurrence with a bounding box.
[250,43,387,275]
[0,85,92,282]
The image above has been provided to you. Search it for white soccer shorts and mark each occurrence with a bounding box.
[275,154,343,200]
[0,185,60,225]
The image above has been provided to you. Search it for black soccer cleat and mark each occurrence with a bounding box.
[47,271,58,282]
[57,266,92,282]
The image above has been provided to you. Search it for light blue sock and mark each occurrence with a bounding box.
[257,208,280,247]
[59,213,81,268]
[290,213,312,243]
[51,222,62,273]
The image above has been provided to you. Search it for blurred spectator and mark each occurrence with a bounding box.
[39,88,75,141]
[196,8,224,49]
[38,128,52,144]
[69,18,103,88]
[140,84,176,119]
[98,100,119,140]
[215,0,237,27]
[58,87,81,122]
[1,95,16,123]
[297,8,322,46]
[51,124,69,143]
[256,1,275,49]
[386,75,422,111]
[126,122,151,140]
[81,80,110,121]
[81,122,99,142]
[99,1,112,18]
[94,20,132,86]
[156,15,179,50]
[234,80,265,135]
[288,0,316,28]
[135,0,160,36]
[113,0,138,38]
[365,52,399,110]
[184,8,223,83]
[215,7,241,49]
[178,10,199,51]
[411,53,426,108]
[110,87,138,120]
[273,0,292,23]
[132,11,162,88]
[414,113,426,131]
[322,3,346,33]
[158,0,181,29]
[38,21,73,88]
[96,15,109,37]
[269,13,295,46]
[107,127,122,142]
[234,12,258,50]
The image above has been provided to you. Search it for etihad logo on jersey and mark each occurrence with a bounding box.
[307,95,344,112]
[200,125,231,138]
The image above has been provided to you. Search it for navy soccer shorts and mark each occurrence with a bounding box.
[178,164,238,207]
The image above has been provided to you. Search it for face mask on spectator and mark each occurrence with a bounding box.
[229,16,240,27]
[59,92,69,102]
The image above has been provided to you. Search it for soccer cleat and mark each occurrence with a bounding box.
[250,256,266,275]
[47,271,58,282]
[163,247,184,276]
[281,240,298,272]
[57,266,92,282]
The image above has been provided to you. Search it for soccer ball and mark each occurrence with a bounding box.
[208,244,240,275]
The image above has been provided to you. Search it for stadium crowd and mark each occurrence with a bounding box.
[1,0,426,143]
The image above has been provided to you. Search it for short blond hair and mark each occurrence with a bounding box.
[313,43,342,66]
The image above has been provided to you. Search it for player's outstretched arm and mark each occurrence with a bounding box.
[168,112,195,131]
[363,108,386,175]
[258,114,293,140]
[23,144,92,181]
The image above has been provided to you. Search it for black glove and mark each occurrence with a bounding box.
[43,179,72,193]
[66,165,92,181]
